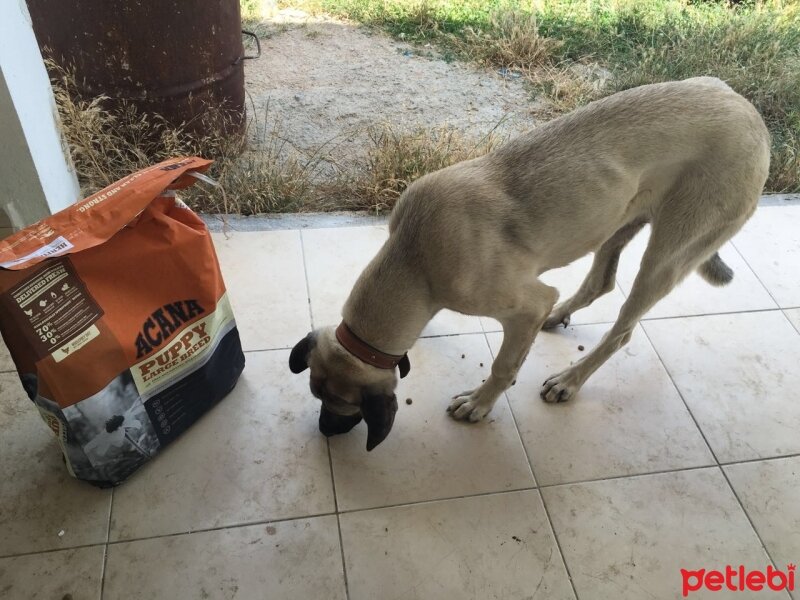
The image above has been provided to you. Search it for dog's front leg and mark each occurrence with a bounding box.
[448,281,557,422]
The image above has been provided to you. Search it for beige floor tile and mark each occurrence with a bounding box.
[212,230,311,350]
[302,226,482,336]
[616,226,776,319]
[0,546,104,600]
[0,337,14,372]
[724,457,800,576]
[544,469,777,600]
[104,516,346,600]
[110,350,335,541]
[0,373,111,556]
[644,312,800,462]
[481,253,626,333]
[341,490,575,600]
[302,225,387,329]
[784,308,800,334]
[495,325,713,485]
[423,308,484,337]
[733,205,800,308]
[330,334,534,511]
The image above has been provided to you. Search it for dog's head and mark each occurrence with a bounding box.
[289,327,410,451]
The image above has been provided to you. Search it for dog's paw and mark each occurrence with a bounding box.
[541,370,580,403]
[447,391,493,423]
[543,308,571,330]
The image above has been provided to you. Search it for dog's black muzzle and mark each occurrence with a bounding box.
[319,405,362,437]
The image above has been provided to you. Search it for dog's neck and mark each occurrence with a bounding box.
[341,245,433,356]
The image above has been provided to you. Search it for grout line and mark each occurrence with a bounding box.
[615,277,629,301]
[637,322,721,463]
[729,238,783,310]
[538,462,719,490]
[537,487,581,600]
[337,486,540,517]
[480,330,581,600]
[328,439,351,600]
[0,512,339,560]
[103,511,338,547]
[302,214,349,598]
[479,332,536,487]
[719,452,800,468]
[488,309,787,336]
[781,308,800,336]
[302,228,349,597]
[298,229,316,330]
[636,320,785,573]
[420,329,486,339]
[639,306,783,322]
[243,346,293,353]
[718,465,785,573]
[0,541,108,561]
[99,487,114,600]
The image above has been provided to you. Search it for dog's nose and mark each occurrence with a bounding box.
[319,405,362,437]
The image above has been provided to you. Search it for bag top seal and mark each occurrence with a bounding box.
[0,157,212,271]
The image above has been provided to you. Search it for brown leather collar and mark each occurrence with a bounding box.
[335,321,406,370]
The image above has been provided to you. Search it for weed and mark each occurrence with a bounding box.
[319,123,503,212]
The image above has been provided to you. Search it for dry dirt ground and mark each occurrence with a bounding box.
[243,9,543,160]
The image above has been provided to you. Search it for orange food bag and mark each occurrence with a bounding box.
[0,157,245,486]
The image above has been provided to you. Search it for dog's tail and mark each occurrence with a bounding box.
[697,252,734,286]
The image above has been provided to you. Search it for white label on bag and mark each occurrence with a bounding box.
[52,324,101,363]
[0,236,74,269]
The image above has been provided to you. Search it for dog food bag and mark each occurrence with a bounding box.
[0,157,245,487]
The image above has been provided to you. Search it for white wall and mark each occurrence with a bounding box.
[0,0,80,232]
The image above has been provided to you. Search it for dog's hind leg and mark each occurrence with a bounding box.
[543,219,647,329]
[540,213,745,403]
[449,279,558,422]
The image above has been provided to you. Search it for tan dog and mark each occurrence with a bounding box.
[290,77,770,451]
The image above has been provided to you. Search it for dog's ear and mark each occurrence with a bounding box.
[289,332,315,374]
[361,391,398,451]
[397,354,410,379]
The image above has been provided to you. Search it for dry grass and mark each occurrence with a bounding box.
[451,10,605,114]
[51,60,233,198]
[52,60,502,214]
[768,126,800,194]
[51,62,324,213]
[316,124,504,212]
[455,11,561,75]
[197,112,329,214]
[527,65,602,113]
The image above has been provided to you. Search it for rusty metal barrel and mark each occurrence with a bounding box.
[27,0,246,135]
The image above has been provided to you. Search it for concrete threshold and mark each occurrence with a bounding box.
[200,193,800,232]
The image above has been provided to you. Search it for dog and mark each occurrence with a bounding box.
[289,77,770,451]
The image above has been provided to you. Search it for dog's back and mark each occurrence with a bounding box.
[391,77,770,273]
[489,77,770,209]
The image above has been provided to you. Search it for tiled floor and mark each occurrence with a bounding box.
[1,204,799,600]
